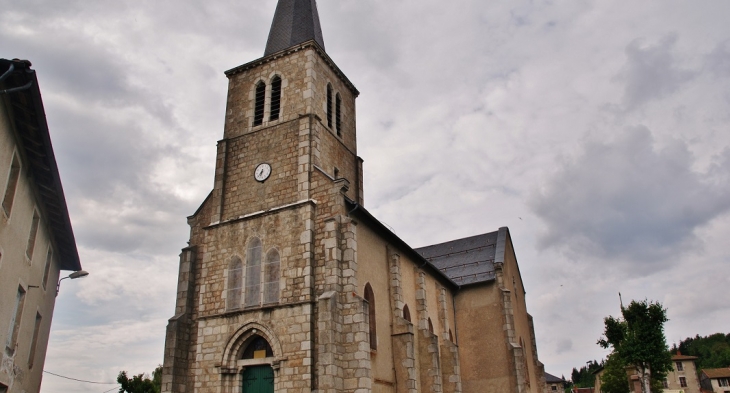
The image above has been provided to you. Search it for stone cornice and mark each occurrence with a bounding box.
[225,40,360,97]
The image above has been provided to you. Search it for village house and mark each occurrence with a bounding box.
[0,58,84,393]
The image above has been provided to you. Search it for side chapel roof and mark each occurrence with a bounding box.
[264,0,325,56]
[346,200,514,288]
[415,230,505,286]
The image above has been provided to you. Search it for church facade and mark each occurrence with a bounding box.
[161,1,546,392]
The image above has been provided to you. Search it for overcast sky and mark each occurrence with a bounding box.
[2,0,730,391]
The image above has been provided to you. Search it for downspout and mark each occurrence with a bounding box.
[0,63,34,94]
[346,202,359,217]
[0,63,14,82]
[0,81,33,95]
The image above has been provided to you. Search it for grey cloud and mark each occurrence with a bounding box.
[615,35,696,110]
[556,338,573,354]
[706,40,730,78]
[530,126,730,273]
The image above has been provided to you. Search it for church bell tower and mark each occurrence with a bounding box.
[162,0,367,392]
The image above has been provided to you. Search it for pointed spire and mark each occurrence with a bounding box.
[264,0,325,56]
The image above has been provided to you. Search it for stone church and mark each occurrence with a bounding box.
[161,1,547,392]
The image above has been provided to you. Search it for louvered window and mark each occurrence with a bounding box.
[245,238,262,307]
[364,283,377,350]
[253,82,266,126]
[227,257,243,311]
[326,84,333,128]
[269,76,281,121]
[263,249,280,304]
[335,93,342,136]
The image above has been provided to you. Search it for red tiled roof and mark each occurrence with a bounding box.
[703,368,730,379]
[672,354,698,360]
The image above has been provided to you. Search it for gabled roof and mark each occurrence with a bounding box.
[346,200,515,289]
[703,368,730,379]
[264,0,325,57]
[0,59,81,271]
[545,372,567,383]
[415,230,504,286]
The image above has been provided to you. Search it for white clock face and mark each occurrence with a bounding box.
[254,163,272,182]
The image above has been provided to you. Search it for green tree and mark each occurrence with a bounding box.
[117,365,162,393]
[598,299,672,393]
[571,360,603,388]
[674,333,730,370]
[600,353,630,393]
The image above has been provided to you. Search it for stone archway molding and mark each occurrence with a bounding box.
[221,320,284,369]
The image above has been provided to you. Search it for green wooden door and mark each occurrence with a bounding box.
[241,365,274,393]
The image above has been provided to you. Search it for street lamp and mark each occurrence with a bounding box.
[56,270,89,296]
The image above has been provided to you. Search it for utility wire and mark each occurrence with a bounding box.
[43,370,118,385]
[102,386,120,393]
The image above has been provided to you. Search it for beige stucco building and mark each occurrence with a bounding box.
[700,367,730,393]
[594,354,701,393]
[161,1,546,392]
[0,58,83,393]
[544,373,567,392]
[660,354,701,393]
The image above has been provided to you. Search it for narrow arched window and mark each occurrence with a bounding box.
[263,249,280,304]
[245,238,262,307]
[253,81,266,126]
[449,329,454,343]
[269,76,281,121]
[326,84,333,128]
[403,304,411,323]
[364,283,377,350]
[227,256,243,311]
[428,317,434,334]
[242,335,273,359]
[335,93,342,136]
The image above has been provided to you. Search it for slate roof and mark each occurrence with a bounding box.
[0,59,81,271]
[544,372,567,384]
[264,0,325,56]
[415,231,500,286]
[703,368,730,379]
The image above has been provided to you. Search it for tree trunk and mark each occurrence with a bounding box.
[637,365,651,393]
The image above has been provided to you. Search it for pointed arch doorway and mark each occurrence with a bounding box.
[238,335,276,393]
[241,365,274,393]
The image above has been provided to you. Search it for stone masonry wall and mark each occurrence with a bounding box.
[220,121,301,221]
[416,271,443,393]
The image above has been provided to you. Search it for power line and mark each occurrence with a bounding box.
[43,370,118,385]
[102,387,120,393]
